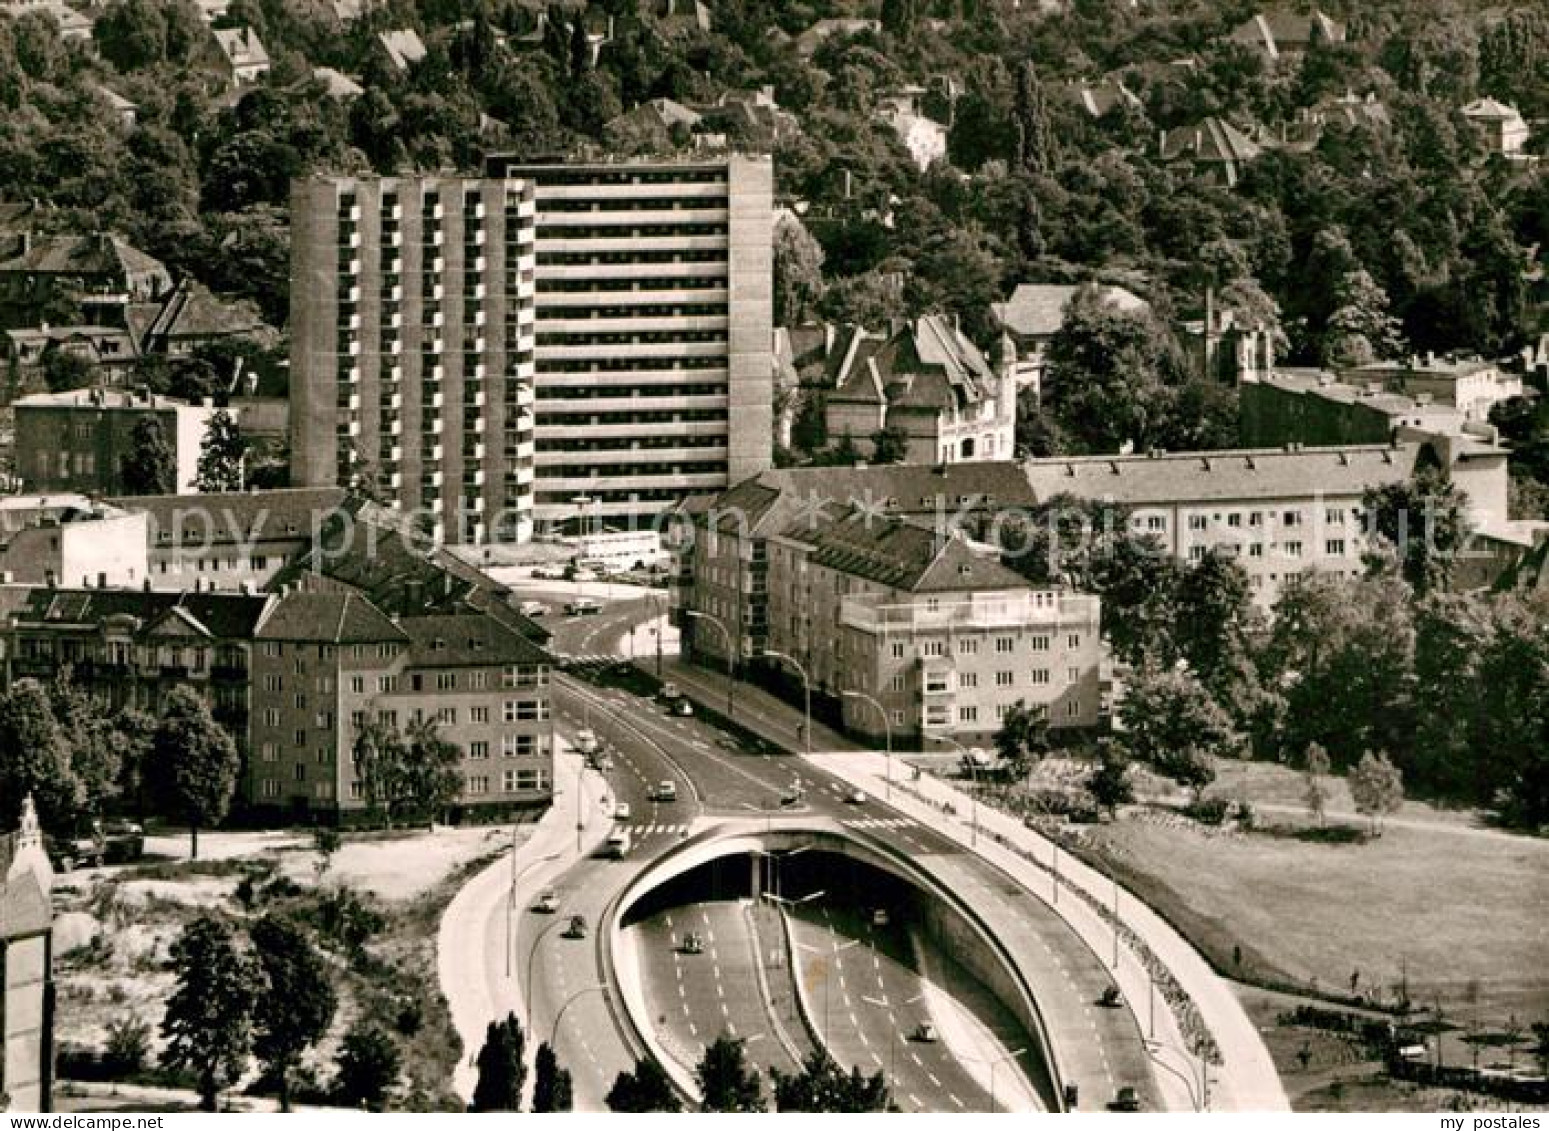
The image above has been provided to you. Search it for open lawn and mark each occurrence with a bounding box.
[1085,812,1548,1022]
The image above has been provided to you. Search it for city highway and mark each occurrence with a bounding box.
[479,583,1157,1111]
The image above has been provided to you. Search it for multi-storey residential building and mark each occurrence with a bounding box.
[13,386,217,496]
[484,155,773,530]
[0,583,554,823]
[0,495,148,588]
[108,487,347,591]
[679,469,1100,745]
[823,315,1015,464]
[1338,355,1523,422]
[0,232,171,330]
[1,797,54,1113]
[290,175,539,545]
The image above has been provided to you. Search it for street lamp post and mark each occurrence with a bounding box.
[796,936,858,1038]
[524,914,568,1030]
[760,649,811,755]
[937,735,979,847]
[841,689,893,799]
[551,982,610,1048]
[506,848,561,977]
[684,609,735,720]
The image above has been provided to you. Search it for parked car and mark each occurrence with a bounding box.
[659,682,682,702]
[653,781,678,802]
[535,890,561,914]
[574,728,599,755]
[845,788,866,805]
[519,600,549,617]
[680,932,704,955]
[671,699,693,717]
[614,802,631,822]
[1098,985,1123,1008]
[100,819,145,863]
[565,914,588,939]
[45,824,105,871]
[565,597,602,616]
[911,1021,938,1043]
[530,565,565,580]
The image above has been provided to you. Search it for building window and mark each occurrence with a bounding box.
[295,693,307,710]
[314,782,334,801]
[471,671,487,690]
[1248,544,1264,558]
[1146,515,1165,531]
[466,775,489,795]
[377,709,398,727]
[921,640,945,658]
[1284,541,1303,558]
[996,671,1014,687]
[891,642,905,658]
[470,741,490,759]
[264,674,283,691]
[891,709,906,726]
[504,699,546,722]
[437,672,457,691]
[295,729,307,747]
[351,710,366,729]
[261,742,279,762]
[959,706,977,723]
[1326,539,1346,556]
[264,707,280,727]
[349,675,365,694]
[958,671,977,689]
[1031,669,1050,685]
[1283,510,1301,527]
[1227,513,1242,528]
[1067,700,1080,718]
[262,779,281,799]
[437,706,457,725]
[1030,635,1049,651]
[378,675,397,693]
[1189,545,1206,561]
[470,706,489,724]
[1067,667,1080,683]
[924,672,949,694]
[263,642,283,657]
[1188,514,1207,530]
[995,637,1014,653]
[349,781,363,800]
[293,764,306,783]
[957,638,977,655]
[1248,512,1263,527]
[889,674,906,692]
[1067,634,1081,648]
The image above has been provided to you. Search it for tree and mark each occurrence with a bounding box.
[696,1033,763,1112]
[471,1012,526,1112]
[0,678,82,831]
[868,423,910,465]
[250,915,336,1112]
[40,349,97,393]
[47,676,121,819]
[334,1024,400,1111]
[1323,267,1405,366]
[1362,469,1471,596]
[119,416,177,495]
[161,915,265,1112]
[1117,666,1241,797]
[532,1042,573,1112]
[401,718,464,825]
[992,699,1050,783]
[1349,749,1404,835]
[1302,743,1332,827]
[605,1056,681,1112]
[1087,746,1134,817]
[770,1049,890,1112]
[773,213,825,327]
[195,409,246,493]
[1013,62,1052,176]
[351,718,409,827]
[151,686,240,858]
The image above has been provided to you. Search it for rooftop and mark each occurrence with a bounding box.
[0,232,168,280]
[783,509,1033,594]
[256,591,406,643]
[398,612,551,668]
[7,585,274,640]
[378,28,427,70]
[829,315,998,414]
[992,283,1150,339]
[108,487,349,546]
[14,386,193,411]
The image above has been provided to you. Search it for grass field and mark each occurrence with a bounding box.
[1079,763,1548,1026]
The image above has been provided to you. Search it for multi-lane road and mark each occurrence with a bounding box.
[471,582,1157,1112]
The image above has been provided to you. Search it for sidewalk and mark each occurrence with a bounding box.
[436,743,612,1106]
[806,751,1291,1113]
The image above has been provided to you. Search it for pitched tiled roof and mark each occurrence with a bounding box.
[256,591,406,643]
[398,612,551,668]
[379,28,427,70]
[144,280,266,344]
[8,586,274,639]
[1460,97,1525,124]
[0,232,168,281]
[781,509,1029,593]
[992,283,1149,339]
[829,315,998,414]
[1230,10,1343,57]
[312,66,365,98]
[1022,444,1421,506]
[1160,118,1262,165]
[213,26,269,69]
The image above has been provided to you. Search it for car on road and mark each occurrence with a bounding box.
[519,600,549,617]
[911,1021,938,1043]
[535,890,561,914]
[604,829,631,859]
[100,819,145,863]
[530,565,565,580]
[670,699,693,717]
[1109,1086,1141,1112]
[564,597,602,616]
[1098,985,1123,1008]
[565,566,599,583]
[574,728,599,755]
[680,932,703,955]
[871,908,890,928]
[653,781,678,803]
[613,802,631,821]
[844,788,866,805]
[565,914,588,939]
[658,681,682,702]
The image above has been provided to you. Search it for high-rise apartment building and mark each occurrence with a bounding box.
[484,155,773,530]
[290,176,538,545]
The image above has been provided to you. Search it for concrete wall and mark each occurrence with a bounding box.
[726,155,775,487]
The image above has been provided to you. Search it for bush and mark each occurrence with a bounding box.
[104,1015,152,1076]
[1183,796,1231,825]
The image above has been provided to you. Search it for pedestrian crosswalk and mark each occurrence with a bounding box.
[842,816,915,831]
[630,822,691,838]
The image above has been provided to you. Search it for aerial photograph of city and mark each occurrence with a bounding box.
[0,0,1545,1118]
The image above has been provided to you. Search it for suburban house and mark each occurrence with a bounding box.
[990,282,1150,397]
[824,315,1015,465]
[792,17,880,57]
[0,232,172,330]
[1227,9,1344,62]
[208,26,270,87]
[1062,77,1143,119]
[1460,97,1531,158]
[1159,118,1263,187]
[376,28,428,72]
[3,323,141,382]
